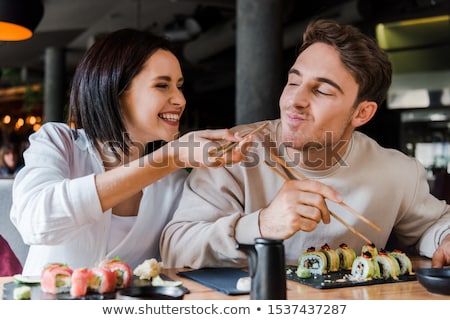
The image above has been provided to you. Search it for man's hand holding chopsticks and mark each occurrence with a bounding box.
[258,179,343,239]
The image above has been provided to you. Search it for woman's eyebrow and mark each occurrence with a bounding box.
[153,75,171,81]
[153,75,184,83]
[288,68,300,76]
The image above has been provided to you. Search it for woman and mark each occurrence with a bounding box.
[0,143,23,177]
[10,28,249,276]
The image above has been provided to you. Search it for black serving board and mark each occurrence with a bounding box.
[2,274,189,300]
[285,265,416,289]
[177,267,249,295]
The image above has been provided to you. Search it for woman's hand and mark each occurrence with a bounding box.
[167,129,253,168]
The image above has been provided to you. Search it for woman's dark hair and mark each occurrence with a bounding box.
[298,19,392,107]
[68,28,177,158]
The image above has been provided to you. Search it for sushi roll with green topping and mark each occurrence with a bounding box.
[351,252,381,280]
[320,243,340,272]
[298,247,328,275]
[389,249,413,275]
[361,243,378,257]
[375,249,401,279]
[336,243,356,271]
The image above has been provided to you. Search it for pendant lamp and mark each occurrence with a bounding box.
[0,0,44,41]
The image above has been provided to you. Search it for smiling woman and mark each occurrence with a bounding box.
[118,49,186,144]
[9,28,251,277]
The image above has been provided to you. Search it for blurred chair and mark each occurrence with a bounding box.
[0,178,29,269]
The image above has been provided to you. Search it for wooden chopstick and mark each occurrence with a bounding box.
[264,160,373,245]
[268,151,382,233]
[322,209,373,244]
[208,122,269,157]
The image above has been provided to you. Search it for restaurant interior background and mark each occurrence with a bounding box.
[0,0,449,196]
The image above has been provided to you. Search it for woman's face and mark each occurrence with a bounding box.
[120,49,186,145]
[4,150,17,169]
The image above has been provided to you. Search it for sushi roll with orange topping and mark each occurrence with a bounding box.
[99,258,132,289]
[88,266,117,294]
[70,267,91,298]
[41,263,73,294]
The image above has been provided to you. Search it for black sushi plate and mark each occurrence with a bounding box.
[2,274,189,300]
[285,265,416,289]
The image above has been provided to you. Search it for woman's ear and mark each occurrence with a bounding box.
[351,101,378,128]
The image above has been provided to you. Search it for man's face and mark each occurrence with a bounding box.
[279,42,360,151]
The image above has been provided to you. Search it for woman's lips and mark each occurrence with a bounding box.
[158,112,181,126]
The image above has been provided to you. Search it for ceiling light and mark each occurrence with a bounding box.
[0,0,44,41]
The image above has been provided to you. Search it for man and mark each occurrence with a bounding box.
[160,19,450,268]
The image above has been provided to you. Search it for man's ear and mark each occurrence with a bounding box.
[351,101,378,128]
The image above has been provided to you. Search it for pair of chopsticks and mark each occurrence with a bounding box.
[208,122,269,157]
[264,152,381,244]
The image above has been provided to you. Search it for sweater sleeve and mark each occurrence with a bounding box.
[393,158,450,257]
[414,162,450,257]
[10,124,104,245]
[160,165,262,268]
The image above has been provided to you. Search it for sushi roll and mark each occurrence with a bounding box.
[298,247,328,275]
[88,266,117,294]
[375,249,400,280]
[361,243,378,257]
[336,243,356,270]
[351,252,381,280]
[100,258,132,289]
[389,249,413,275]
[70,267,91,298]
[319,243,340,272]
[41,263,73,294]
